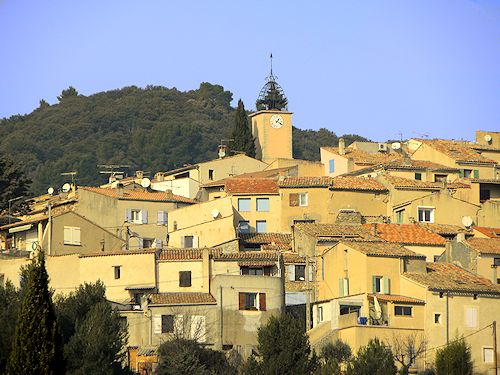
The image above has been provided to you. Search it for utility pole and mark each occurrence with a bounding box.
[494,320,498,375]
[125,224,130,251]
[306,256,311,331]
[8,196,24,224]
[47,203,52,256]
[220,286,224,350]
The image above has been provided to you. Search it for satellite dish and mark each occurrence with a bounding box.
[462,216,473,228]
[391,142,401,150]
[211,209,220,219]
[484,134,492,142]
[141,178,151,188]
[62,183,71,193]
[47,187,54,195]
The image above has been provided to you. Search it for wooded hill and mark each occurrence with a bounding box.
[0,83,368,194]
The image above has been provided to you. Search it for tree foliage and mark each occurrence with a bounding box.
[6,251,65,375]
[157,338,235,375]
[231,99,255,157]
[0,154,31,212]
[251,313,317,375]
[435,338,473,375]
[0,281,22,372]
[57,86,79,102]
[346,338,396,375]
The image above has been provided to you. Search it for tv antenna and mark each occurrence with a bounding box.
[98,164,131,180]
[61,171,77,185]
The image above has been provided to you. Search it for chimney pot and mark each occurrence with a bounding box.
[371,223,378,236]
[339,138,346,156]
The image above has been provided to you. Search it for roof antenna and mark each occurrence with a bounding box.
[270,53,273,76]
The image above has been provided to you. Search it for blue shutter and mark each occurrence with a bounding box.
[141,210,148,224]
[372,276,377,293]
[473,169,479,179]
[459,169,465,178]
[384,277,391,294]
[155,239,162,249]
[164,212,168,226]
[125,209,132,222]
[329,159,335,173]
[157,211,164,225]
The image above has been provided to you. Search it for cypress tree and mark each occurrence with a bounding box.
[231,99,256,158]
[7,251,65,375]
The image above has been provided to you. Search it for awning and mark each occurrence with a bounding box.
[9,224,33,234]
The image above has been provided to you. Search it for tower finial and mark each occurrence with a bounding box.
[270,53,273,75]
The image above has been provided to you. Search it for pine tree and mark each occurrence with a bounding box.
[7,251,65,375]
[231,99,256,158]
[0,154,31,213]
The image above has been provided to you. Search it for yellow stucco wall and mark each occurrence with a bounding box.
[157,260,207,293]
[250,110,293,162]
[232,194,281,233]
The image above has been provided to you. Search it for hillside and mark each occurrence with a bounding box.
[0,83,368,194]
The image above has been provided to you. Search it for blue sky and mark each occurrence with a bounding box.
[1,0,498,141]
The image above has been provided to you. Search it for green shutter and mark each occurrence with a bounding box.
[473,169,479,179]
[384,277,391,294]
[459,169,465,178]
[372,276,377,293]
[339,278,344,297]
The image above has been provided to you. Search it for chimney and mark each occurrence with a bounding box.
[135,170,144,179]
[456,232,466,242]
[218,145,228,159]
[165,189,173,200]
[117,183,124,197]
[339,138,346,155]
[371,223,378,236]
[156,172,165,182]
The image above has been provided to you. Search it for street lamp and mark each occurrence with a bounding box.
[8,196,24,224]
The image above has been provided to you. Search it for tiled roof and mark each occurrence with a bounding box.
[473,226,500,238]
[384,176,470,190]
[261,243,293,251]
[282,252,306,264]
[0,215,49,230]
[239,232,291,245]
[464,238,500,255]
[158,248,280,261]
[331,176,387,192]
[418,223,471,236]
[202,167,293,188]
[368,294,425,305]
[403,263,500,294]
[158,248,213,260]
[345,241,426,258]
[363,224,446,246]
[321,147,402,165]
[79,186,195,203]
[294,223,379,241]
[470,178,500,184]
[382,160,459,171]
[279,177,333,188]
[79,249,157,258]
[419,139,496,164]
[148,293,216,305]
[224,178,279,195]
[215,251,280,261]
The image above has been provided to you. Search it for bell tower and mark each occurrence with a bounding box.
[249,54,293,162]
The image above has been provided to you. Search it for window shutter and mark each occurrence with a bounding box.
[138,238,144,249]
[73,227,81,245]
[339,278,344,297]
[193,236,199,248]
[155,239,162,249]
[174,315,184,335]
[64,227,71,244]
[289,193,299,207]
[157,211,165,225]
[153,315,162,334]
[125,209,132,222]
[141,210,148,224]
[164,212,168,226]
[473,169,479,179]
[372,276,377,293]
[239,293,245,310]
[181,236,185,247]
[259,293,266,311]
[308,265,313,282]
[384,277,391,294]
[288,265,295,281]
[459,169,465,178]
[241,267,249,275]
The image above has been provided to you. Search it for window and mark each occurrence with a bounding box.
[415,173,422,180]
[157,211,168,226]
[161,315,174,333]
[63,226,81,245]
[142,238,154,249]
[394,306,412,316]
[256,220,267,233]
[126,209,148,224]
[179,271,192,287]
[256,198,269,212]
[373,276,382,293]
[295,265,306,281]
[293,219,315,224]
[480,189,491,203]
[417,207,435,223]
[464,307,478,328]
[329,159,335,173]
[483,347,494,363]
[241,267,265,276]
[238,198,251,212]
[494,258,500,267]
[208,169,214,180]
[463,169,472,178]
[434,174,448,182]
[318,306,324,323]
[299,193,308,207]
[434,313,441,324]
[114,266,121,279]
[183,236,194,248]
[238,221,250,233]
[238,292,266,311]
[433,255,441,262]
[395,210,404,224]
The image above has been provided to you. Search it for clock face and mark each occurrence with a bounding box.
[270,114,284,129]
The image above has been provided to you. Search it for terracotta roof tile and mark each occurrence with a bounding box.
[473,226,500,238]
[224,178,279,195]
[368,294,425,305]
[79,249,157,258]
[279,177,333,188]
[148,293,216,305]
[321,147,402,165]
[158,248,213,260]
[294,223,379,241]
[239,233,291,245]
[382,160,459,171]
[464,238,500,255]
[79,186,195,203]
[201,167,293,188]
[403,262,500,294]
[363,224,447,246]
[345,241,425,258]
[418,223,471,236]
[158,248,280,261]
[331,176,388,192]
[282,252,306,264]
[419,139,496,164]
[384,176,470,190]
[215,251,280,261]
